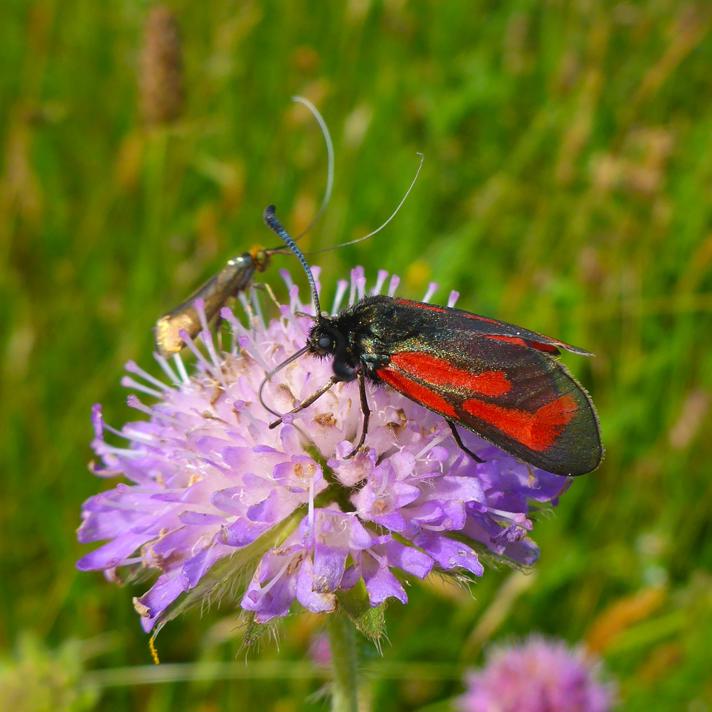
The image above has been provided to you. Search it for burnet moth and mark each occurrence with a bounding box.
[154,96,334,358]
[260,206,603,477]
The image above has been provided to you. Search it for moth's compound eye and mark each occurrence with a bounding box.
[318,335,332,351]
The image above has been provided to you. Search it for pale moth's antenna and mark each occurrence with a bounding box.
[307,152,424,255]
[291,95,335,240]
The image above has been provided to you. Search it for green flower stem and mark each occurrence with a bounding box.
[326,613,359,712]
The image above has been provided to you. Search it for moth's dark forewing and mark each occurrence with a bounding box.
[391,297,592,356]
[353,296,602,476]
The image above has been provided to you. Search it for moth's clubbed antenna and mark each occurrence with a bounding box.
[263,205,322,316]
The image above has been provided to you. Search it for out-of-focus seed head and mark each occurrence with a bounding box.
[139,6,185,126]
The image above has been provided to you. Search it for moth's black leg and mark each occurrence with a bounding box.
[345,370,370,459]
[447,420,484,463]
[269,377,339,429]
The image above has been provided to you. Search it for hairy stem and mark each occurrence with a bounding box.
[327,613,359,712]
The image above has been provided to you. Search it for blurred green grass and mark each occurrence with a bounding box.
[2,0,712,709]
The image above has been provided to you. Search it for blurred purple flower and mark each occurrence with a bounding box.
[309,633,332,668]
[77,267,570,631]
[459,635,615,712]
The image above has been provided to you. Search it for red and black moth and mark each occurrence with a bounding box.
[261,206,603,477]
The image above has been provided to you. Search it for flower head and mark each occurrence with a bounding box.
[459,636,615,712]
[78,267,570,632]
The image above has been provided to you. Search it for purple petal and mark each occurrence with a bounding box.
[364,564,408,606]
[312,542,348,592]
[181,540,232,588]
[135,570,186,627]
[76,532,149,571]
[413,532,483,576]
[91,403,104,439]
[179,511,223,526]
[296,556,337,613]
[437,475,485,502]
[383,540,433,578]
[241,553,300,622]
[220,518,272,547]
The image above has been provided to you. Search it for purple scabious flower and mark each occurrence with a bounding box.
[77,267,570,632]
[459,636,615,712]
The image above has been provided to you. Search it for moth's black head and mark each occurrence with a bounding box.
[307,318,358,382]
[307,319,339,356]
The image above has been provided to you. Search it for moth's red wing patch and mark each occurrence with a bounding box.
[389,352,511,396]
[377,368,457,418]
[484,334,561,354]
[461,394,577,452]
[484,335,528,348]
[461,312,499,325]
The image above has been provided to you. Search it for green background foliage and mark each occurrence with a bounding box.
[2,1,712,709]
